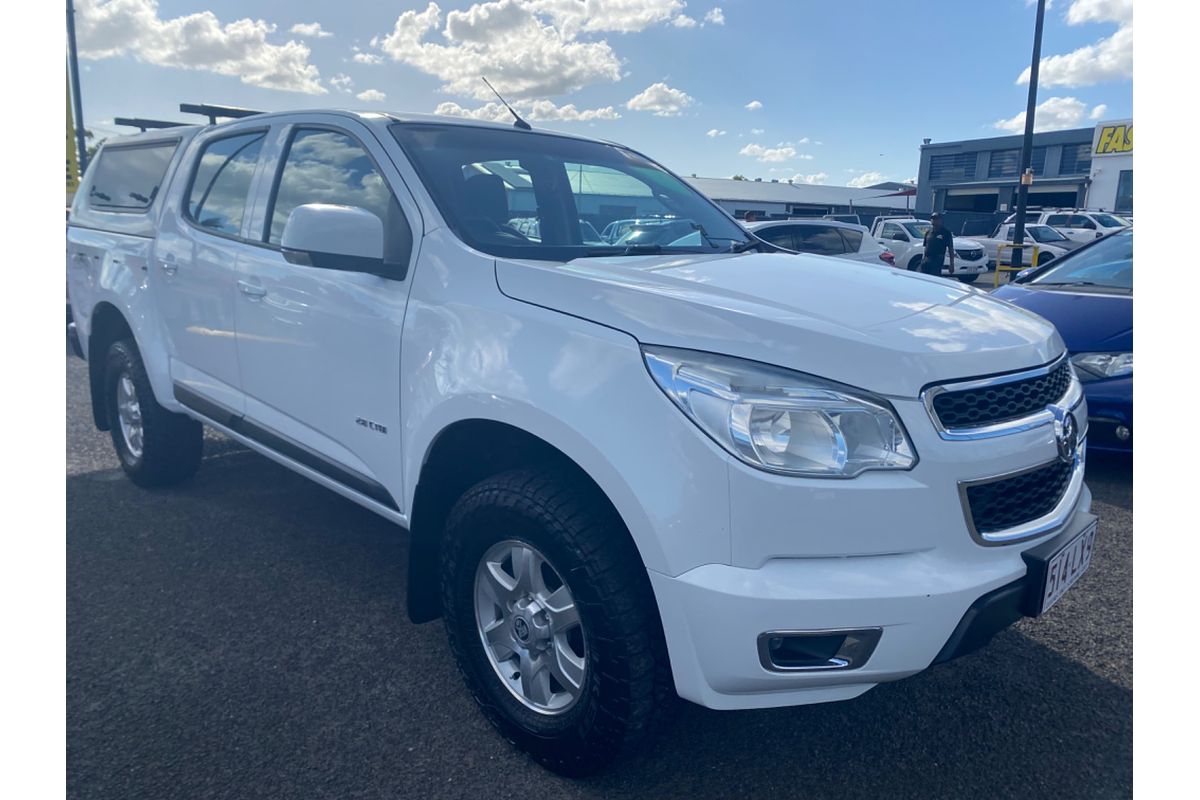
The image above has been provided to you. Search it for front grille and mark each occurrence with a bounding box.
[965,459,1073,535]
[932,360,1072,429]
[955,247,984,261]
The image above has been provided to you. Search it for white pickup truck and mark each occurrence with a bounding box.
[869,217,989,282]
[975,223,1078,268]
[67,109,1095,775]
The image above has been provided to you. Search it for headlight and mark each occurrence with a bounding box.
[642,346,917,477]
[1071,352,1132,380]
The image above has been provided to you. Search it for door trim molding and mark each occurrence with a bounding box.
[173,382,400,511]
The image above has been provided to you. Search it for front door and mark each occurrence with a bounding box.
[234,120,417,509]
[152,127,270,413]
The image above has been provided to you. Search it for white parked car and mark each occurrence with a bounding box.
[869,217,989,282]
[746,219,896,267]
[1003,209,1130,244]
[976,223,1077,269]
[67,110,1095,775]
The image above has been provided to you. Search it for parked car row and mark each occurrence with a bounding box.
[1002,208,1130,244]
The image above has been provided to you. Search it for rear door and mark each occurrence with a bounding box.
[152,125,270,413]
[233,116,421,510]
[753,225,797,250]
[792,224,850,258]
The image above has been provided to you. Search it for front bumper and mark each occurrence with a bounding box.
[1081,376,1132,453]
[651,495,1095,710]
[943,257,988,275]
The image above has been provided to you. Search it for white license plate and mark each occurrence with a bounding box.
[1039,521,1098,614]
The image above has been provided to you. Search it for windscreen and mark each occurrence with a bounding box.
[903,222,931,239]
[1029,229,1132,290]
[390,123,750,261]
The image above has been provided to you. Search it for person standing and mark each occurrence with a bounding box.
[920,212,954,276]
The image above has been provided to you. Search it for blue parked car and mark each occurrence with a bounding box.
[992,228,1132,453]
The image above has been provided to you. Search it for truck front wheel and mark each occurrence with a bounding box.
[441,468,673,775]
[907,255,923,272]
[104,339,203,487]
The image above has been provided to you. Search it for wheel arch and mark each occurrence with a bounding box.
[405,418,659,627]
[86,302,134,430]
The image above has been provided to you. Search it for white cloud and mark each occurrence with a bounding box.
[672,14,697,28]
[435,99,620,122]
[1090,103,1109,119]
[372,1,685,100]
[744,100,763,111]
[740,143,796,163]
[704,8,726,25]
[847,171,888,188]
[290,22,332,38]
[791,172,828,185]
[76,0,326,94]
[993,96,1099,132]
[626,82,695,116]
[1017,0,1131,87]
[357,89,387,102]
[353,51,384,64]
[530,0,684,36]
[329,73,354,93]
[1066,0,1131,25]
[706,128,726,137]
[750,127,764,135]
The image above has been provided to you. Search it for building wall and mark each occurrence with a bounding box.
[1087,119,1133,213]
[916,128,1094,215]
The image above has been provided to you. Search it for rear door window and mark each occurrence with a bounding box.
[186,131,266,237]
[754,226,797,250]
[87,141,178,211]
[793,225,847,255]
[838,227,864,251]
[267,128,392,245]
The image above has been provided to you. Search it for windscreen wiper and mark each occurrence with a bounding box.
[1034,280,1099,287]
[584,244,665,256]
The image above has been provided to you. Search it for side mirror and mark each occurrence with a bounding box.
[891,232,908,242]
[280,203,406,280]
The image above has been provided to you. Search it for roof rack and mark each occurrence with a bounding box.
[179,103,263,124]
[113,117,188,132]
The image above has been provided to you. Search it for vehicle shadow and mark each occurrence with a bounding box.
[67,441,1131,800]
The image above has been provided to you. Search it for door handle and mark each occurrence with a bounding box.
[159,254,178,275]
[238,279,267,298]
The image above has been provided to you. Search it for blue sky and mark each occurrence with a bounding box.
[75,0,1132,187]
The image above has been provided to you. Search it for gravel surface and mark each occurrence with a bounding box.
[66,354,1132,799]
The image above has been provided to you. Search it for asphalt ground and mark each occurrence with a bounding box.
[66,352,1133,799]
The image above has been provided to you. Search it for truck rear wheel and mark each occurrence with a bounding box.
[104,339,203,487]
[441,468,673,775]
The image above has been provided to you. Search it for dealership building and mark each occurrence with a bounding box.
[915,119,1132,216]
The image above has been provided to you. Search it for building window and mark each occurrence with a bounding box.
[988,147,1047,179]
[1059,142,1092,175]
[928,153,975,181]
[988,149,1020,179]
[1115,170,1133,213]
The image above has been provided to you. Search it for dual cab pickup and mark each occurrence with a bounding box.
[67,109,1095,775]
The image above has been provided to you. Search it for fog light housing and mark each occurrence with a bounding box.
[757,628,882,672]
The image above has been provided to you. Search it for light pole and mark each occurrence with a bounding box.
[67,0,89,176]
[1010,0,1047,278]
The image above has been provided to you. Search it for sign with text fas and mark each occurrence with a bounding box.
[1093,120,1132,157]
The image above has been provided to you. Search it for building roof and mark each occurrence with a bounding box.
[685,176,914,209]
